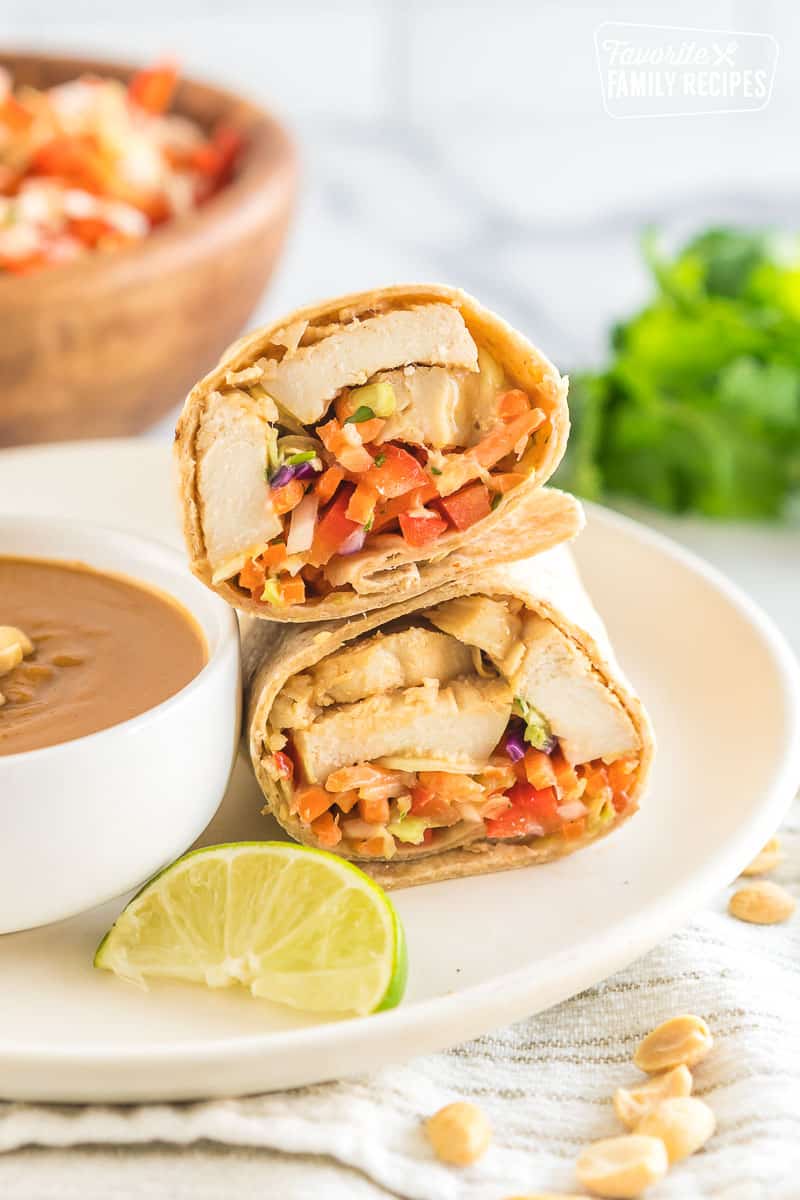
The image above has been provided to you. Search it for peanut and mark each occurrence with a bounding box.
[0,626,34,675]
[633,1015,712,1074]
[740,835,781,876]
[635,1096,715,1163]
[425,1101,491,1165]
[613,1064,693,1129]
[0,642,23,675]
[576,1135,667,1198]
[729,880,795,924]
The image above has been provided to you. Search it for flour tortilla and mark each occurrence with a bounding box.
[175,283,575,621]
[244,546,654,889]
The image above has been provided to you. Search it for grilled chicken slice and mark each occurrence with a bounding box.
[428,595,522,668]
[270,674,319,732]
[196,390,282,581]
[293,677,512,784]
[259,304,479,424]
[513,616,639,765]
[308,627,473,706]
[374,366,473,449]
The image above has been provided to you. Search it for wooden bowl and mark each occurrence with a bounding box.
[0,51,297,446]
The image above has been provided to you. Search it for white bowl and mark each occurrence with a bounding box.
[0,516,241,933]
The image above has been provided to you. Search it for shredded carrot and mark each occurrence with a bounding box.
[128,62,178,115]
[607,756,638,793]
[524,748,558,790]
[262,542,288,567]
[272,478,305,515]
[489,472,526,494]
[417,771,485,804]
[562,817,587,840]
[352,417,385,443]
[371,484,439,533]
[358,796,390,825]
[294,785,334,824]
[497,389,530,421]
[552,752,582,802]
[0,94,34,132]
[354,836,388,857]
[334,789,360,814]
[346,480,379,525]
[316,465,344,504]
[280,577,306,605]
[318,418,373,473]
[239,557,266,592]
[470,408,546,469]
[310,811,342,847]
[326,763,395,792]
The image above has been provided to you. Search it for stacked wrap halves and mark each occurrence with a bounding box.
[176,285,654,887]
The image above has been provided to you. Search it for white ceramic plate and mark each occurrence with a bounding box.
[1,439,798,1103]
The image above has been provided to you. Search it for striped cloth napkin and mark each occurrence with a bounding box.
[0,804,796,1200]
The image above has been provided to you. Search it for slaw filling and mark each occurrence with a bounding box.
[200,302,553,605]
[260,596,641,859]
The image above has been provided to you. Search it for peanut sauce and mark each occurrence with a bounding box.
[0,557,207,755]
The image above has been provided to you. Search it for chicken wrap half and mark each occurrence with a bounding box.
[244,546,654,887]
[176,284,573,620]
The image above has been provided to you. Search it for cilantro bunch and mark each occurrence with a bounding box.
[556,228,800,518]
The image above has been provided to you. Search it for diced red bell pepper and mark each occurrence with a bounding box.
[308,485,361,566]
[484,782,560,838]
[437,481,491,531]
[398,509,449,546]
[273,750,294,780]
[362,444,429,498]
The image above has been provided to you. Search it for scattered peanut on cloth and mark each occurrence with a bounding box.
[633,1014,713,1074]
[635,1097,716,1164]
[740,835,782,876]
[613,1064,693,1129]
[575,1135,668,1198]
[446,833,794,1198]
[729,879,796,924]
[573,1013,716,1197]
[424,1100,492,1166]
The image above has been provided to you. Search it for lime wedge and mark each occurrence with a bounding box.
[95,842,407,1016]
